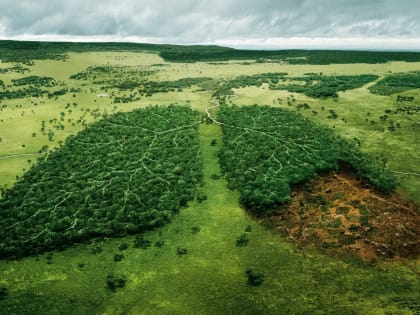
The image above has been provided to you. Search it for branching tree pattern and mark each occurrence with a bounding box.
[218,105,397,214]
[0,105,202,259]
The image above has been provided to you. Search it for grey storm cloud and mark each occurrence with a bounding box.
[0,0,419,48]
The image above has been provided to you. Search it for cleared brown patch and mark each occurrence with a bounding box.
[264,170,419,262]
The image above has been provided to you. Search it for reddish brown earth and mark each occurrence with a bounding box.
[264,171,419,262]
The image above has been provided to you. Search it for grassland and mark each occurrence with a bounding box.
[0,43,419,314]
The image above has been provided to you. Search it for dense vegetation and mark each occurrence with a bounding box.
[0,105,202,259]
[69,66,158,84]
[212,73,288,101]
[218,105,397,214]
[3,40,420,64]
[0,75,61,101]
[160,49,420,64]
[12,75,57,87]
[0,64,29,74]
[369,71,420,95]
[213,73,378,99]
[273,74,379,98]
[0,87,49,101]
[138,77,213,96]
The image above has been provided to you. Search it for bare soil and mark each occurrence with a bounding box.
[264,170,419,262]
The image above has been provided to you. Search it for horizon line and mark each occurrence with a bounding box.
[1,35,420,52]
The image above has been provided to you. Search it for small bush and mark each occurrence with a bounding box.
[246,269,264,286]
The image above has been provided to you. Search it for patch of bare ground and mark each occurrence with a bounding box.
[264,169,419,263]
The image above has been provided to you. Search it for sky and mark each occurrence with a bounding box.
[0,0,419,50]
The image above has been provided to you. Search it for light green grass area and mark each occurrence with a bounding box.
[0,51,419,314]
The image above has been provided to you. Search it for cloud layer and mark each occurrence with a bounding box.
[0,0,419,49]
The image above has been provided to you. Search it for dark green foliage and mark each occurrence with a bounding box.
[369,72,420,95]
[48,89,67,98]
[113,254,124,262]
[386,297,420,314]
[69,66,158,86]
[12,76,56,87]
[0,64,30,74]
[91,245,102,254]
[0,105,202,259]
[236,233,249,247]
[106,274,126,292]
[218,105,397,215]
[46,253,53,264]
[118,243,128,251]
[133,236,152,249]
[0,287,7,300]
[212,73,287,101]
[0,87,49,101]
[245,269,264,286]
[113,95,140,103]
[154,241,165,248]
[196,191,208,203]
[397,95,414,102]
[176,247,188,256]
[273,74,378,98]
[212,73,377,102]
[191,226,201,233]
[138,77,213,95]
[327,110,338,119]
[70,65,212,97]
[160,48,420,64]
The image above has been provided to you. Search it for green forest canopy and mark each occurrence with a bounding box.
[0,105,202,259]
[218,105,397,214]
[369,71,420,95]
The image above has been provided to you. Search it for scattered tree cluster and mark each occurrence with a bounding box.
[12,76,57,87]
[0,76,64,101]
[271,74,379,98]
[211,73,377,102]
[69,66,158,86]
[212,73,288,101]
[0,87,49,101]
[369,72,420,95]
[137,77,213,96]
[0,64,30,74]
[0,105,202,259]
[218,105,397,215]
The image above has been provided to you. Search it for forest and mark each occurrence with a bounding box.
[272,74,379,98]
[0,105,202,259]
[218,105,397,214]
[3,40,420,64]
[369,71,420,95]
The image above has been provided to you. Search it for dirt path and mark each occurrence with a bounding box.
[0,152,45,160]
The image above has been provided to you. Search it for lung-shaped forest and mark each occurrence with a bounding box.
[0,105,398,259]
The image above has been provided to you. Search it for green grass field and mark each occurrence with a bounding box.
[0,48,419,314]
